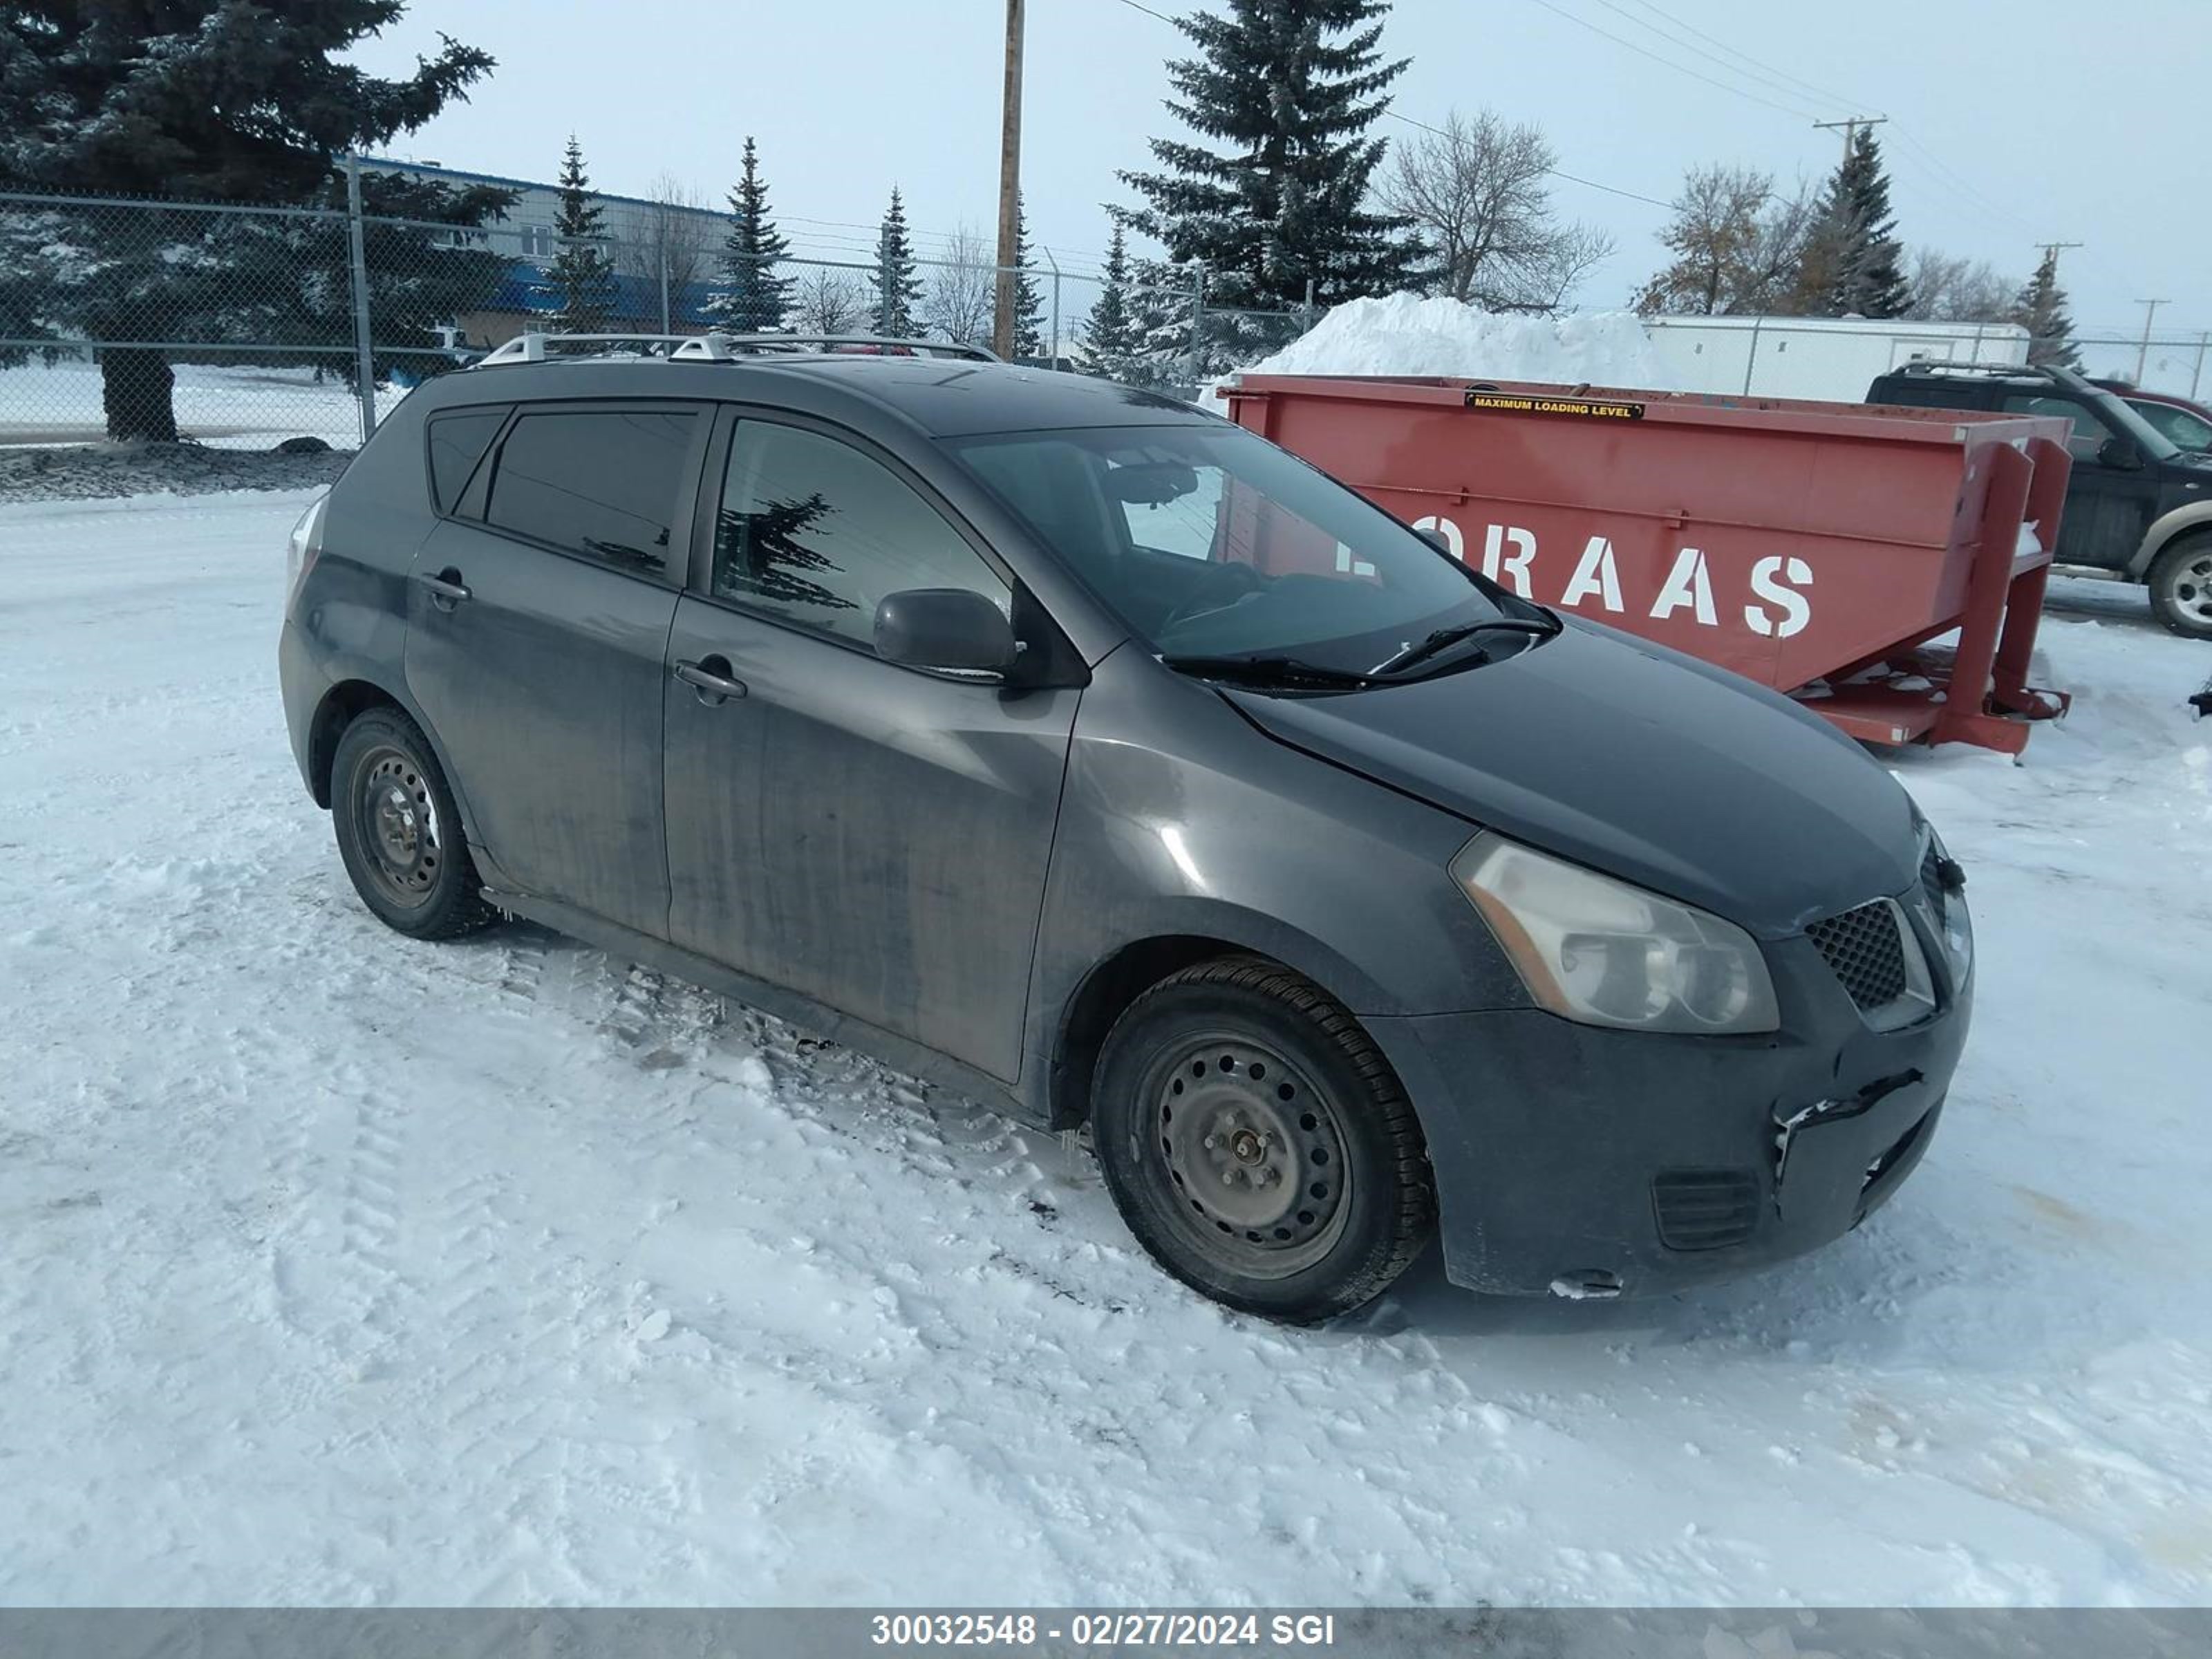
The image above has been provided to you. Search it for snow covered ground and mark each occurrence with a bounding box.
[1,489,2209,1609]
[0,359,402,450]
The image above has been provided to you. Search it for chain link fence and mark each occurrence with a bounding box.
[9,181,2195,458]
[0,181,1314,452]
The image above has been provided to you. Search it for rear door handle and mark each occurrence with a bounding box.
[417,570,471,608]
[674,656,748,704]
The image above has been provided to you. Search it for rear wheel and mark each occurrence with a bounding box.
[330,707,496,939]
[1091,956,1434,1322]
[2147,535,2212,640]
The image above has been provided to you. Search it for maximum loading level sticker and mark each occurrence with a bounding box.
[1465,390,1644,420]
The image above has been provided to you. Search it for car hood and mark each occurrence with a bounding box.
[1224,620,1919,938]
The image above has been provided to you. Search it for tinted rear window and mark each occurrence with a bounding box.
[485,408,698,576]
[426,409,505,512]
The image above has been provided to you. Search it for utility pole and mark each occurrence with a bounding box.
[343,154,377,442]
[2032,241,2083,279]
[2135,299,2168,383]
[1812,115,1887,165]
[992,0,1025,362]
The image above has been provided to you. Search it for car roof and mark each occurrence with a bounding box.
[404,353,1215,439]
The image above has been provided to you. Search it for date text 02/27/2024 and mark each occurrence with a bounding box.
[868,1613,1339,1647]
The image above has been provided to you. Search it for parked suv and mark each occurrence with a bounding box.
[282,332,1973,1321]
[1866,360,2212,638]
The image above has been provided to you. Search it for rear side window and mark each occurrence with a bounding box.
[426,409,505,512]
[485,407,698,576]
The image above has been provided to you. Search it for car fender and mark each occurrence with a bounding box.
[292,644,498,879]
[2130,500,2212,578]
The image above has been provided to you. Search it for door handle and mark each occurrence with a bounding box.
[417,569,471,608]
[674,656,749,704]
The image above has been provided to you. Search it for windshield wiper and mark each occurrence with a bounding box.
[1160,653,1378,689]
[1369,614,1559,678]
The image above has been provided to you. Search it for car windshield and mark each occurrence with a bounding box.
[943,422,1514,675]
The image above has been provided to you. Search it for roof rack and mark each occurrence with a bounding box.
[474,330,1000,368]
[1888,359,2086,386]
[475,332,695,365]
[676,332,1000,364]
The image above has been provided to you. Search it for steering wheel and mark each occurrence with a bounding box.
[1158,561,1266,635]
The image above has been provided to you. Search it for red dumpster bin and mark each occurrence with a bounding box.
[1219,375,2074,752]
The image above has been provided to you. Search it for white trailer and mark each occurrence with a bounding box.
[1641,314,2030,402]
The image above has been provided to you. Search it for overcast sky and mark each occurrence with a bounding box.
[348,0,2206,344]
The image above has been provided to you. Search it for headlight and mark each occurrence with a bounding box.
[1924,824,1973,982]
[1452,833,1779,1035]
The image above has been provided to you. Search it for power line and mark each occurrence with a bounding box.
[1609,0,1870,111]
[1107,0,1672,209]
[1591,0,1868,113]
[1376,109,1672,207]
[1519,0,1826,121]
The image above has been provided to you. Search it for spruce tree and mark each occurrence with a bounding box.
[872,188,924,337]
[0,1,493,440]
[1013,196,1045,358]
[1810,128,1910,319]
[1085,223,1140,379]
[542,135,617,334]
[2012,250,2081,369]
[1118,0,1422,328]
[711,136,792,332]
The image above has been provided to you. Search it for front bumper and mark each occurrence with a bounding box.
[1369,929,1971,1297]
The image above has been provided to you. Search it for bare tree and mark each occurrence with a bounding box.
[1904,250,2016,322]
[1637,165,1817,315]
[619,171,718,325]
[790,265,869,336]
[922,225,995,345]
[1378,109,1613,313]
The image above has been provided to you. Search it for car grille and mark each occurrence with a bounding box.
[1651,1168,1759,1251]
[1806,899,1911,1014]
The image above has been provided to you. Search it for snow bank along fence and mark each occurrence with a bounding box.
[0,181,1318,451]
[1221,373,2076,753]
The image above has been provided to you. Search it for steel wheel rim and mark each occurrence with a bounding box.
[353,744,443,908]
[1145,1033,1351,1280]
[2163,552,2212,627]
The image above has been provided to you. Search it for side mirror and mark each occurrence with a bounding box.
[1416,525,1453,555]
[874,588,1019,675]
[2097,434,2144,471]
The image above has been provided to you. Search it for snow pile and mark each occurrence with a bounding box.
[1224,293,1676,389]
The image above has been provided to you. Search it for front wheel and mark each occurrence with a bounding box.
[1091,957,1435,1322]
[330,706,496,939]
[2147,535,2212,640]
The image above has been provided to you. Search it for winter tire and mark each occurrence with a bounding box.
[330,707,496,939]
[1091,955,1435,1322]
[2147,535,2212,640]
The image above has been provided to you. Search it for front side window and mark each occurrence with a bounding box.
[483,408,697,576]
[712,421,1009,648]
[2003,391,2179,465]
[946,422,1510,674]
[2003,394,2119,463]
[2132,401,2212,451]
